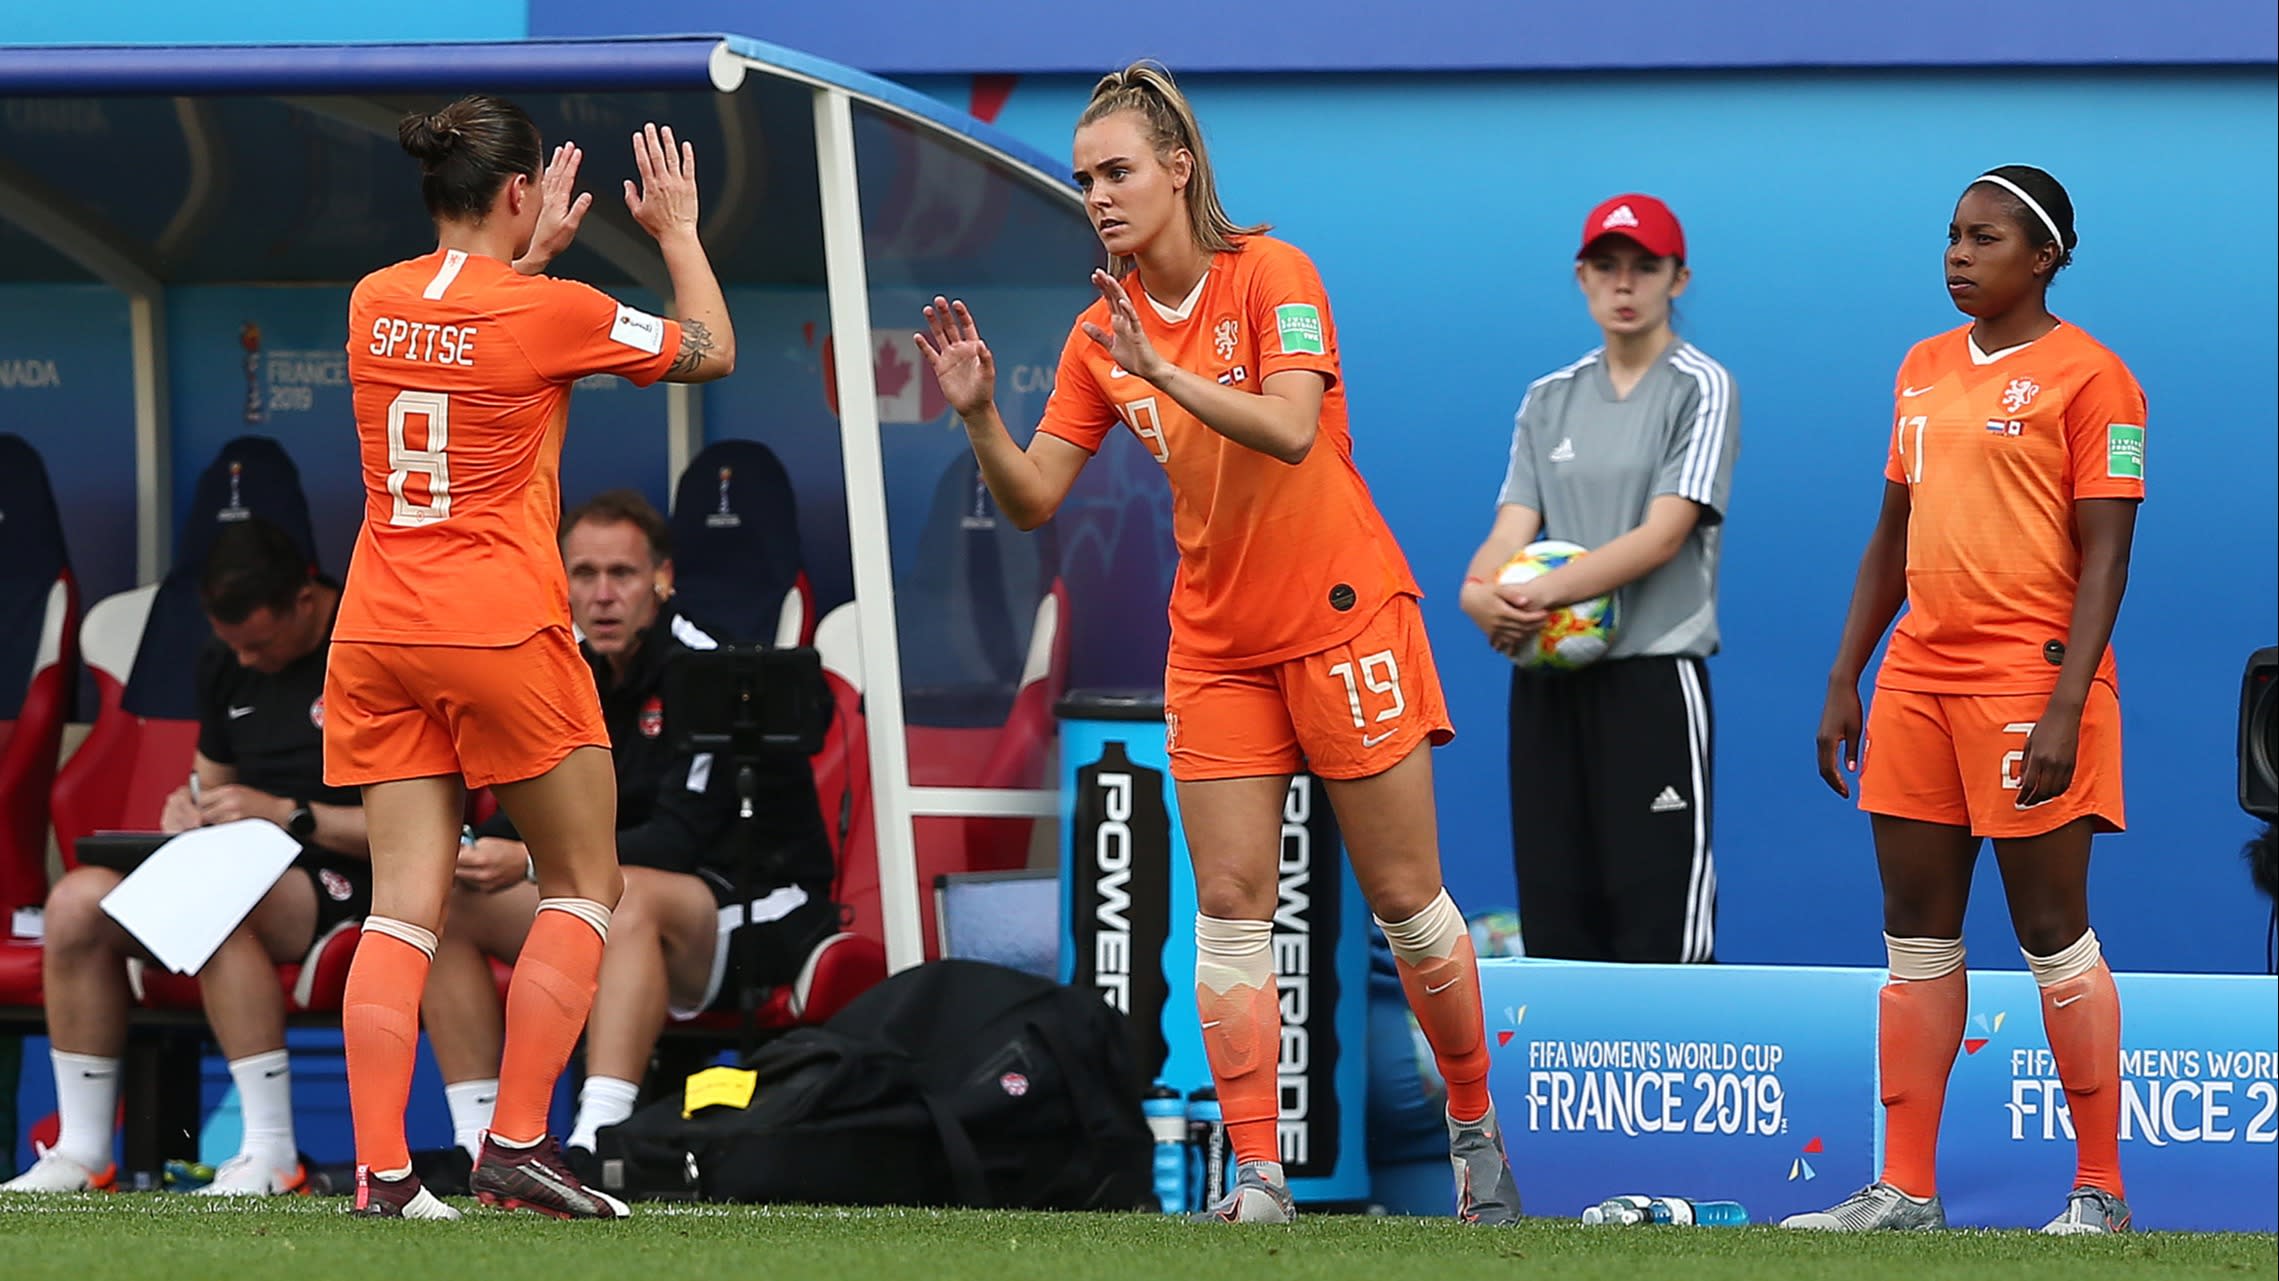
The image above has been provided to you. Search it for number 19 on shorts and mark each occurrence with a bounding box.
[1329,649,1405,745]
[387,390,451,526]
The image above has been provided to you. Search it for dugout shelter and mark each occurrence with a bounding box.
[0,35,1125,973]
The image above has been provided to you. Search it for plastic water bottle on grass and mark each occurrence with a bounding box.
[1582,1195,1748,1226]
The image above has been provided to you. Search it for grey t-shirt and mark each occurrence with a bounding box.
[1497,341,1740,659]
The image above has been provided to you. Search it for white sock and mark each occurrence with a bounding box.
[49,1051,120,1172]
[445,1078,499,1161]
[567,1076,641,1153]
[227,1050,297,1170]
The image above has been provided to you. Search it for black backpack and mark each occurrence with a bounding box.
[594,960,1155,1209]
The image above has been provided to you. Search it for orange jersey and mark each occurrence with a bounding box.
[1878,322,2147,694]
[338,250,681,646]
[1036,235,1420,669]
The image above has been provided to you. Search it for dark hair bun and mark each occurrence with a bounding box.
[398,112,463,165]
[1981,163,2077,251]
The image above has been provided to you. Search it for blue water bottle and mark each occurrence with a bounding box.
[1186,1087,1225,1211]
[1144,1085,1188,1214]
[1650,1197,1751,1226]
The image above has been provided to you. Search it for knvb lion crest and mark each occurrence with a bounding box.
[1213,318,1240,361]
[2001,377,2041,414]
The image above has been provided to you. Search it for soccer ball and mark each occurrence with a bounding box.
[1496,539,1616,670]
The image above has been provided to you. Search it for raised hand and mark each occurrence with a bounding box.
[1079,268,1168,381]
[914,296,997,419]
[515,141,593,275]
[624,122,699,241]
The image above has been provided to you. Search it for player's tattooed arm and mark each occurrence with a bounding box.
[668,318,717,377]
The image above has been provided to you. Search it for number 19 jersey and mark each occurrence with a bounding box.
[338,249,681,646]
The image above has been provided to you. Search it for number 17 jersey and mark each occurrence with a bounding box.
[339,249,682,646]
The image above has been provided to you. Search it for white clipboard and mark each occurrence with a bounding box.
[98,819,302,975]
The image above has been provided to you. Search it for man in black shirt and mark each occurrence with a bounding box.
[3,519,369,1197]
[422,491,834,1162]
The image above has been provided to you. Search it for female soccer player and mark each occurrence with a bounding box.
[1458,194,1739,965]
[1790,165,2143,1235]
[914,61,1519,1225]
[329,95,734,1220]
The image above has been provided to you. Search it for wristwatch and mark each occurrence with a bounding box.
[287,801,317,840]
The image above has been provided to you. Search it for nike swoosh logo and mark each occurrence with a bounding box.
[1108,365,1132,378]
[1361,730,1396,747]
[1901,385,1937,397]
[1426,977,1462,995]
[2052,993,2085,1008]
[228,706,256,719]
[1200,1020,1223,1030]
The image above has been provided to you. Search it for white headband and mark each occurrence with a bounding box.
[1972,172,2067,250]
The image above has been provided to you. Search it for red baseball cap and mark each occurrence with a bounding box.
[1578,194,1685,261]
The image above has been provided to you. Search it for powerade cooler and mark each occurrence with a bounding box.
[1057,690,1370,1204]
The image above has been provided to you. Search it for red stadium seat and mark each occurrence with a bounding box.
[0,435,79,920]
[50,437,323,868]
[45,438,347,1011]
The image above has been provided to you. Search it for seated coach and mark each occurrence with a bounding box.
[3,518,369,1196]
[422,490,836,1165]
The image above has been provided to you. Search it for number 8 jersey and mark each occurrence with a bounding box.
[1879,321,2147,694]
[339,249,682,646]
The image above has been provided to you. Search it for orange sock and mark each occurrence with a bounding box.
[1377,892,1492,1123]
[1194,914,1283,1169]
[1196,977,1283,1168]
[2041,958,2123,1198]
[1876,969,1966,1199]
[344,921,436,1175]
[490,901,608,1146]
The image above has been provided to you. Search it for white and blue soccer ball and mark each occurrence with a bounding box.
[1496,539,1617,670]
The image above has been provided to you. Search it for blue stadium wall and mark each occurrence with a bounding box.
[3,5,2274,976]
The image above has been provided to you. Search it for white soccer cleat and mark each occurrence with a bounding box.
[2040,1186,2130,1235]
[1780,1180,1947,1230]
[0,1148,117,1193]
[192,1152,310,1197]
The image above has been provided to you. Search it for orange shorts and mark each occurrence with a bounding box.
[1163,595,1454,782]
[322,627,608,791]
[1857,682,2124,838]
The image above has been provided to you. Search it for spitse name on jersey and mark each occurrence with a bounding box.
[1037,235,1421,672]
[337,249,681,649]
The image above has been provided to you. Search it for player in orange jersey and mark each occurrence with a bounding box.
[914,62,1518,1225]
[1792,165,2143,1235]
[327,94,735,1220]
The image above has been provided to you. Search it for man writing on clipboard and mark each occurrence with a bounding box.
[4,517,370,1198]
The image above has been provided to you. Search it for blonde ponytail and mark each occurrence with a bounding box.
[1078,61,1267,275]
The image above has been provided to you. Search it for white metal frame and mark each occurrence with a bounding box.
[783,60,1085,972]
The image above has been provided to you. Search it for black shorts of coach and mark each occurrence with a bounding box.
[1506,654,1716,964]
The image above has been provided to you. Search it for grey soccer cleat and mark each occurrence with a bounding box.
[1780,1180,1947,1231]
[1189,1160,1296,1224]
[2040,1186,2130,1235]
[1448,1105,1523,1224]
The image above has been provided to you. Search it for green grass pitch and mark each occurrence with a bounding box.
[0,1196,2272,1281]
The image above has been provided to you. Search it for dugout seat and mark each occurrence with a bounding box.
[46,436,360,1015]
[667,439,814,647]
[893,456,1069,919]
[0,435,79,923]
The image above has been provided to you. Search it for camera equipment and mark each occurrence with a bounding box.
[2240,647,2277,821]
[665,643,836,1055]
[667,644,830,760]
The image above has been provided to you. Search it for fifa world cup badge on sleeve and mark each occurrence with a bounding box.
[2106,424,2145,479]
